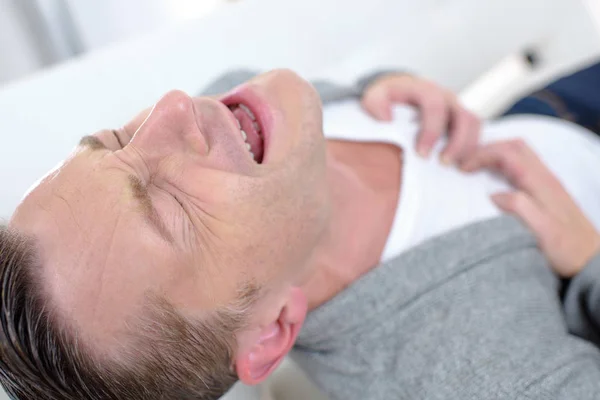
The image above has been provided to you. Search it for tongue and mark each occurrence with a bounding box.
[232,107,264,162]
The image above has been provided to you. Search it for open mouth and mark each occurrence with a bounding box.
[228,103,264,163]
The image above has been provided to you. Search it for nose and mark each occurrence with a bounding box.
[129,90,209,162]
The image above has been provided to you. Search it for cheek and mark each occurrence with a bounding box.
[245,167,329,261]
[204,141,251,173]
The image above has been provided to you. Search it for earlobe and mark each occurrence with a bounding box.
[236,288,307,385]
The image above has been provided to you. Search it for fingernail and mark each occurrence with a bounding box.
[441,155,452,165]
[417,146,428,158]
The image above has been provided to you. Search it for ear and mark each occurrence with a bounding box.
[235,287,307,385]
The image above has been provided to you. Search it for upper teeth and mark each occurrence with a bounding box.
[239,104,256,121]
[230,103,260,161]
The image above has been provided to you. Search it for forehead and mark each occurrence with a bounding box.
[9,148,241,344]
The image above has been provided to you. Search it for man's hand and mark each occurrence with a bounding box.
[361,73,481,165]
[460,139,600,278]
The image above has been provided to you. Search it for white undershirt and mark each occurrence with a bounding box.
[322,100,600,262]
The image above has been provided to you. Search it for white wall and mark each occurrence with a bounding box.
[0,0,227,85]
[65,0,226,50]
[64,0,169,50]
[0,0,45,84]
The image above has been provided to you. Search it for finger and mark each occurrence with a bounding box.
[461,140,565,206]
[440,104,481,165]
[492,191,554,243]
[460,141,522,175]
[361,86,394,121]
[410,89,450,158]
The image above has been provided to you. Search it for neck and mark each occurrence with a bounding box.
[302,141,402,311]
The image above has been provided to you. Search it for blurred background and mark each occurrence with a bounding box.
[0,0,234,85]
[1,0,600,399]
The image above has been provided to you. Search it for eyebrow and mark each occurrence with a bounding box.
[79,135,107,150]
[78,135,173,242]
[128,176,174,243]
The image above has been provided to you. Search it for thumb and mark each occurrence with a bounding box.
[361,88,393,121]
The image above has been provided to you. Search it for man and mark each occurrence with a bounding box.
[2,66,600,399]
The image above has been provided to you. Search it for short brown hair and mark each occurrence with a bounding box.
[0,226,254,399]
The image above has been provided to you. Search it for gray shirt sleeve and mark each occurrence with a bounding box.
[198,69,406,104]
[564,252,600,346]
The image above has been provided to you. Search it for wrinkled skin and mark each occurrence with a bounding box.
[10,70,330,353]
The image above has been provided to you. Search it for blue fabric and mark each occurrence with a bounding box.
[503,62,600,134]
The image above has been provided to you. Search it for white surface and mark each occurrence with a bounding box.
[0,0,45,83]
[0,0,227,85]
[65,0,226,50]
[0,0,599,399]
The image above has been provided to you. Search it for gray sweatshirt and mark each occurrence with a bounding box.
[203,71,600,399]
[292,216,600,399]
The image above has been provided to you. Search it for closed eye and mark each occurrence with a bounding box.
[111,129,126,148]
[79,129,130,152]
[173,194,185,208]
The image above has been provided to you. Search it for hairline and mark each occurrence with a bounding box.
[0,227,261,398]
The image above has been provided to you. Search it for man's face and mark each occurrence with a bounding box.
[10,70,329,350]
